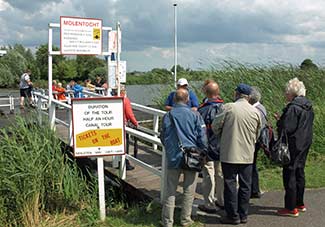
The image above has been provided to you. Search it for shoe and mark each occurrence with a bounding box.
[240,217,248,224]
[126,164,135,171]
[20,105,25,109]
[220,216,240,225]
[250,192,262,199]
[296,205,306,212]
[181,220,194,227]
[198,204,217,213]
[215,201,225,210]
[277,208,299,217]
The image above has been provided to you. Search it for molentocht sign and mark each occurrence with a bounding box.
[60,16,102,55]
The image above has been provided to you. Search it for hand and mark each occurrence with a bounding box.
[273,112,280,121]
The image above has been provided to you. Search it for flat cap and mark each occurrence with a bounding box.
[235,83,252,95]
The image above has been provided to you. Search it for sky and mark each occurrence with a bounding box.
[1,0,325,71]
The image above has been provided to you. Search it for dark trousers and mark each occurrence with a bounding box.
[283,166,305,210]
[222,162,253,220]
[251,144,260,195]
[126,134,138,160]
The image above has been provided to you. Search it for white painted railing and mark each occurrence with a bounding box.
[32,90,167,202]
[0,94,15,113]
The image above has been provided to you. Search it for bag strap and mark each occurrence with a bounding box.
[280,129,288,144]
[168,112,184,150]
[255,105,269,122]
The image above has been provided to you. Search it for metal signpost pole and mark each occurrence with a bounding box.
[116,22,126,180]
[48,25,55,129]
[173,3,177,88]
[98,157,106,220]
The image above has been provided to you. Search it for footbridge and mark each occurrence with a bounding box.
[31,89,171,203]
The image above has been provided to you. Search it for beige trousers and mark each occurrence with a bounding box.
[202,160,224,208]
[162,168,198,227]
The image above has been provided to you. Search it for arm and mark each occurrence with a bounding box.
[189,90,199,109]
[124,97,138,127]
[160,114,167,146]
[211,104,227,137]
[277,105,299,136]
[165,105,173,111]
[196,115,208,152]
[165,92,175,111]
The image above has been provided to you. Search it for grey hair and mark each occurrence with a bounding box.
[235,92,250,101]
[285,77,306,96]
[249,86,262,104]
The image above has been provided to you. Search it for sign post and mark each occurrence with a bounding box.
[71,97,125,221]
[49,17,126,221]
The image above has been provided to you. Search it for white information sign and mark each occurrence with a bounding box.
[72,97,125,157]
[109,61,127,88]
[108,30,121,54]
[60,16,102,55]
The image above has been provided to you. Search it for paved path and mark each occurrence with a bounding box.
[199,188,325,227]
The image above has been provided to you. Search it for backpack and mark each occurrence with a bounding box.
[198,101,223,160]
[258,123,274,156]
[255,106,275,156]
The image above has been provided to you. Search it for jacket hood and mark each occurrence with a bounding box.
[290,96,312,110]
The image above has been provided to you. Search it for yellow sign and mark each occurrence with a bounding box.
[93,28,101,40]
[76,128,122,148]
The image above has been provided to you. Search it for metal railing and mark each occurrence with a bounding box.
[32,90,167,202]
[0,94,15,113]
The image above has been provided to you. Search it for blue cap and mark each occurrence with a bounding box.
[235,83,252,95]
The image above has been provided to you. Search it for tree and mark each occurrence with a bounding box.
[0,64,14,88]
[53,59,77,83]
[76,56,105,80]
[13,44,40,80]
[170,64,185,73]
[89,67,107,80]
[300,59,318,70]
[35,44,65,80]
[0,49,27,83]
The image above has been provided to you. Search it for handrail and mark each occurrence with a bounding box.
[131,102,166,117]
[32,90,167,202]
[0,94,14,112]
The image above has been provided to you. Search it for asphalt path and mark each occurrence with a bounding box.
[199,188,325,227]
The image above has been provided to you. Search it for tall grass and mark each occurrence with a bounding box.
[0,113,97,227]
[155,62,325,154]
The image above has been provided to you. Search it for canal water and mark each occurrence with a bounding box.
[0,84,168,107]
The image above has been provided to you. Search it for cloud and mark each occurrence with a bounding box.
[5,0,62,12]
[1,0,325,70]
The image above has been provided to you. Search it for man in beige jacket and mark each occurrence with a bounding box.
[212,83,261,225]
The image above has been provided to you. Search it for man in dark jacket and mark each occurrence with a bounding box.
[276,77,314,217]
[198,82,225,213]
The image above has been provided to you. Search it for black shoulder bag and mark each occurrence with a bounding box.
[168,112,206,172]
[270,130,290,166]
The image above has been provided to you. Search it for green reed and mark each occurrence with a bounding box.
[0,113,96,227]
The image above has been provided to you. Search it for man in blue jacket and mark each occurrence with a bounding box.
[165,78,199,111]
[161,88,208,227]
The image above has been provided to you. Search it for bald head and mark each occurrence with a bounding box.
[205,82,220,98]
[174,88,189,104]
